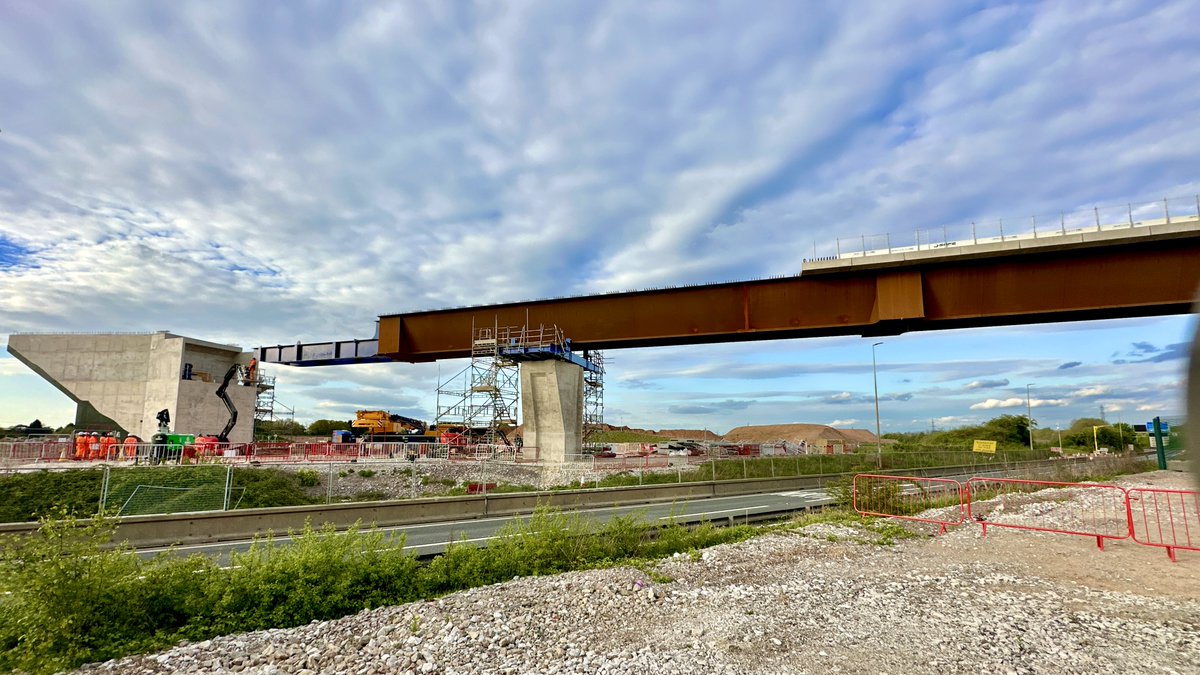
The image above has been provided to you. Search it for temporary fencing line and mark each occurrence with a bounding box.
[853,473,1200,561]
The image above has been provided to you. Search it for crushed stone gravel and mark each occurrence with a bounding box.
[74,470,1200,674]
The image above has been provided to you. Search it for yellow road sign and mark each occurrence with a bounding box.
[972,439,997,454]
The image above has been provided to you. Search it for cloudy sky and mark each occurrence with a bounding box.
[1,0,1197,434]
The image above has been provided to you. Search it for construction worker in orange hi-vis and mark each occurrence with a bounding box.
[74,432,88,460]
[87,432,101,460]
[100,433,117,461]
[123,435,140,460]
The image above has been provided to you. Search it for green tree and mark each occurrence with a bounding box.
[980,414,1030,445]
[254,419,306,439]
[306,419,353,436]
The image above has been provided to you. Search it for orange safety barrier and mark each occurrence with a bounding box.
[852,474,965,533]
[1127,488,1200,562]
[966,477,1130,550]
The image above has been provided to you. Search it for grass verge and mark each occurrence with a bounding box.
[0,505,756,674]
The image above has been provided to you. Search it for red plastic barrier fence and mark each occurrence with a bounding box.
[966,478,1130,550]
[1127,488,1200,562]
[852,473,964,533]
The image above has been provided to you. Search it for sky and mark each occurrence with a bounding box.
[1,0,1198,435]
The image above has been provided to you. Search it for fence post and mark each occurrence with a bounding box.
[1164,197,1170,224]
[771,456,775,478]
[223,465,233,511]
[1095,206,1100,230]
[1128,203,1134,227]
[999,218,1005,241]
[1060,212,1065,235]
[742,457,747,479]
[98,464,110,514]
[327,462,334,505]
[481,459,488,495]
[1031,215,1037,237]
[711,454,716,481]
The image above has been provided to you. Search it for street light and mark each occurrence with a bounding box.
[1025,384,1034,452]
[872,342,883,468]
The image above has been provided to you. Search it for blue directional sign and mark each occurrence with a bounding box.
[1147,420,1170,433]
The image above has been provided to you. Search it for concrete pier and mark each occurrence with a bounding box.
[7,332,256,443]
[519,360,584,463]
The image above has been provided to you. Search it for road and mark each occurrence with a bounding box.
[134,489,835,564]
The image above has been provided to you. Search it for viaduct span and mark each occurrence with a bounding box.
[260,217,1200,366]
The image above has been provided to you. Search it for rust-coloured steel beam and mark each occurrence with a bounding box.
[378,233,1200,363]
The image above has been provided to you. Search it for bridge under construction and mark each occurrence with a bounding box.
[254,211,1200,461]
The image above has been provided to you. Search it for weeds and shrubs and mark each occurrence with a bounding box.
[0,467,317,523]
[357,469,377,479]
[295,469,320,487]
[0,504,755,673]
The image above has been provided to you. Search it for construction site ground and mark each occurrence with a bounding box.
[75,469,1200,674]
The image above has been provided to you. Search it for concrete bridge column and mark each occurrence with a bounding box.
[519,360,584,463]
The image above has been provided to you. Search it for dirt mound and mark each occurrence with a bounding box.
[722,423,878,445]
[654,429,721,441]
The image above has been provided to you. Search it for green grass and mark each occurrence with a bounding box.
[0,505,756,674]
[0,467,317,523]
[588,430,668,443]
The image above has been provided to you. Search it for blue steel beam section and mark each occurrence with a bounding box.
[498,339,600,372]
[257,338,390,367]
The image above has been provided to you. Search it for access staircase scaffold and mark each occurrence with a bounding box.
[583,350,605,443]
[253,371,294,424]
[435,322,602,448]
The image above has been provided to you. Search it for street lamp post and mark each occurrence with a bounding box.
[872,342,883,468]
[1025,384,1034,453]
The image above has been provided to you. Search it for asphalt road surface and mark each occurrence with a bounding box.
[134,489,836,564]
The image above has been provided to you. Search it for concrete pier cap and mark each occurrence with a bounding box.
[6,331,256,443]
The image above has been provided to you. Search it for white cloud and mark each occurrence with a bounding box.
[1136,404,1156,411]
[828,419,858,427]
[0,1,1195,431]
[1072,385,1112,397]
[970,398,1026,410]
[970,397,1071,410]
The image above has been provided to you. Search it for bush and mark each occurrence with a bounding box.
[0,503,758,672]
[295,469,320,487]
[357,469,376,479]
[0,508,213,673]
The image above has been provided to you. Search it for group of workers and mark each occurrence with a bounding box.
[70,431,142,461]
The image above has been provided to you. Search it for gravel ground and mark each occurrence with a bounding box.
[74,470,1200,675]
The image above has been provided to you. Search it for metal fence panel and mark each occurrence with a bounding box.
[1127,488,1200,562]
[966,477,1130,549]
[852,474,964,533]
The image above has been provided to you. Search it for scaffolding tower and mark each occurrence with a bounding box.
[253,371,294,423]
[583,350,605,444]
[435,322,602,448]
[435,320,521,446]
